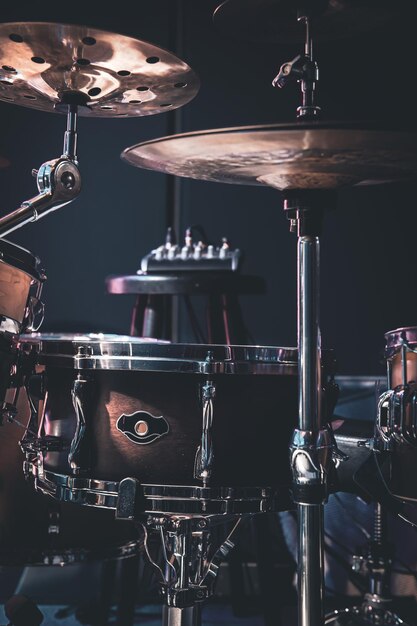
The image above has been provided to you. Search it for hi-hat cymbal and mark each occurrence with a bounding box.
[0,22,199,117]
[121,121,417,191]
[213,0,403,44]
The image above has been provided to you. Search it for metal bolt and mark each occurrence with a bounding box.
[60,170,76,190]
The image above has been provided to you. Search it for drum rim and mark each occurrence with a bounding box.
[18,333,335,374]
[384,325,417,356]
[0,238,44,281]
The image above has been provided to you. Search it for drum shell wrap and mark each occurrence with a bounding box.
[43,368,298,489]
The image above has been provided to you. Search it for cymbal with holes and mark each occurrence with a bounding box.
[0,22,199,117]
[213,0,403,43]
[121,121,417,191]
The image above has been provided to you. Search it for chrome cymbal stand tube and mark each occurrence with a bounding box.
[0,103,81,238]
[275,9,330,626]
[285,195,334,626]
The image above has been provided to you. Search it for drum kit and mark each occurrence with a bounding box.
[0,3,416,626]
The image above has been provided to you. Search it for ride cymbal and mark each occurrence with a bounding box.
[121,121,417,191]
[0,22,199,117]
[213,0,404,44]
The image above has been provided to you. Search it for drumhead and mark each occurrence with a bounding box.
[17,333,335,375]
[0,238,44,281]
[385,326,417,357]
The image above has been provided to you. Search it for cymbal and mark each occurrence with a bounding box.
[0,22,199,117]
[121,122,417,191]
[213,0,402,44]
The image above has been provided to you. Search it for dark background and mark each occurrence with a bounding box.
[0,1,416,375]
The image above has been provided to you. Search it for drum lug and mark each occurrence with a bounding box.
[20,372,45,450]
[194,379,216,486]
[24,296,45,332]
[375,385,417,449]
[69,373,95,474]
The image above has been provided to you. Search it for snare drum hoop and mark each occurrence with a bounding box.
[19,333,336,375]
[0,239,45,283]
[384,326,417,386]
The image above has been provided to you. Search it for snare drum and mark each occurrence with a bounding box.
[19,334,335,516]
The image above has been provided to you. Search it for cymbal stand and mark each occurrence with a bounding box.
[274,11,333,626]
[285,193,335,626]
[0,103,81,238]
[137,515,242,626]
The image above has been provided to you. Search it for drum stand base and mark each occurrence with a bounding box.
[140,515,243,626]
[325,503,413,626]
[325,597,412,626]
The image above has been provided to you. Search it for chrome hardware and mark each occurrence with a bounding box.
[146,514,243,624]
[0,105,81,238]
[19,373,45,449]
[24,459,287,515]
[194,379,216,486]
[200,518,241,590]
[18,334,307,376]
[325,422,349,466]
[290,426,335,504]
[24,296,45,332]
[69,374,95,474]
[23,435,65,453]
[375,384,417,450]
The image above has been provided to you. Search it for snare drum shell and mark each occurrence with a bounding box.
[0,390,138,566]
[43,369,298,488]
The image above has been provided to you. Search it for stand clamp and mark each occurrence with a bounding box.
[0,105,81,238]
[272,13,321,120]
[291,429,328,504]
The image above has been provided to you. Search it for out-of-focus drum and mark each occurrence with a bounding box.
[0,384,140,566]
[19,334,335,516]
[0,239,45,337]
[375,326,417,501]
[0,239,45,409]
